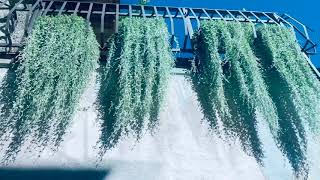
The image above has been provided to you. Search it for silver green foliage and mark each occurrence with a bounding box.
[98,17,173,153]
[192,20,231,131]
[259,25,320,136]
[193,21,281,162]
[193,20,319,176]
[0,15,99,162]
[193,21,279,137]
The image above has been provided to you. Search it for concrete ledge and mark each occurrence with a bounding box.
[0,58,12,68]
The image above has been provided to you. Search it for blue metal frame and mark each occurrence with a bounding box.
[0,0,317,57]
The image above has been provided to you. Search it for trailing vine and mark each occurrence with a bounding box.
[0,15,99,163]
[258,25,320,136]
[193,21,281,163]
[255,24,320,176]
[191,21,231,132]
[97,17,173,154]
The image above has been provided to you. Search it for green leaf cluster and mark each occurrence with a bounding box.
[0,15,99,163]
[97,17,173,153]
[258,25,320,136]
[193,21,279,162]
[256,25,320,176]
[193,20,320,176]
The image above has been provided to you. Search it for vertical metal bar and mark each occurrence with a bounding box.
[184,8,194,40]
[178,8,189,49]
[202,9,211,19]
[189,8,200,29]
[214,9,226,21]
[284,13,310,40]
[141,5,146,18]
[58,1,67,15]
[43,1,54,16]
[86,3,93,22]
[6,0,24,34]
[24,0,41,34]
[165,7,174,36]
[262,12,279,25]
[73,2,80,15]
[197,10,203,20]
[115,4,119,33]
[239,11,257,38]
[153,6,158,17]
[226,10,239,22]
[275,13,293,29]
[39,1,46,16]
[250,11,264,24]
[100,3,106,47]
[27,8,41,33]
[101,3,106,33]
[238,11,250,22]
[129,5,132,18]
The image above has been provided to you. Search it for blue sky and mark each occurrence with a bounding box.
[121,0,320,67]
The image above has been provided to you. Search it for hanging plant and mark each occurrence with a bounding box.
[215,21,264,162]
[222,22,279,139]
[97,17,173,154]
[193,20,281,163]
[191,21,231,131]
[0,15,99,163]
[255,24,320,176]
[258,25,320,136]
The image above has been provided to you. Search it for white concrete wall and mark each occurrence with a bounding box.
[1,68,319,179]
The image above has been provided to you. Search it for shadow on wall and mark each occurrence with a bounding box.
[0,168,109,180]
[0,64,26,164]
[0,65,18,142]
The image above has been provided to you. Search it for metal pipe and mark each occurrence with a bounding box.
[6,0,24,34]
[225,10,239,22]
[141,5,146,18]
[165,7,174,36]
[214,10,226,21]
[153,6,158,17]
[115,4,119,33]
[73,2,80,15]
[202,9,211,19]
[43,1,54,15]
[189,8,200,29]
[284,13,310,40]
[101,3,106,33]
[86,3,93,21]
[262,12,279,25]
[25,0,41,33]
[249,11,264,24]
[129,5,132,18]
[58,1,67,15]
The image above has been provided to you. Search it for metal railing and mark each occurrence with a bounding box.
[0,0,317,56]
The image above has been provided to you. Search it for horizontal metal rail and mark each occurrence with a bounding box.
[0,0,317,57]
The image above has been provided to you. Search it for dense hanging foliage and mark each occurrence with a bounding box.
[255,24,320,177]
[193,20,320,177]
[97,17,173,154]
[0,15,99,163]
[192,21,280,162]
[191,21,231,132]
[257,25,320,136]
